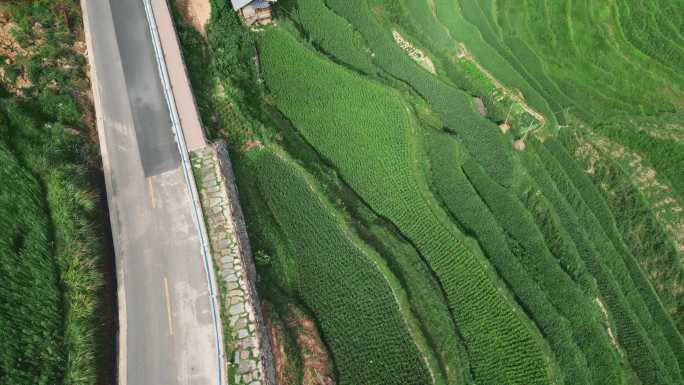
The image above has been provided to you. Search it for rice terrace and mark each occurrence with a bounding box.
[0,0,682,385]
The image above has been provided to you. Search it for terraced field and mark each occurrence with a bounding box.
[174,0,683,384]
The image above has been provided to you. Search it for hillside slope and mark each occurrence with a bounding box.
[173,0,683,384]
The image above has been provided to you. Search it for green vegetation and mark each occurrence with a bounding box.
[565,128,684,332]
[0,144,64,385]
[533,140,683,384]
[174,0,684,384]
[548,138,684,373]
[0,1,106,384]
[325,0,515,187]
[426,133,624,385]
[498,0,675,119]
[591,115,684,200]
[258,27,552,385]
[243,149,431,385]
[296,0,375,74]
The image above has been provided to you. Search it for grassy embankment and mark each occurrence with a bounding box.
[0,1,110,384]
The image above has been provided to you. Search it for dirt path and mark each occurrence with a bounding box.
[457,43,546,126]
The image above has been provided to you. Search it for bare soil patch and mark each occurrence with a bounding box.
[263,302,298,385]
[175,0,211,36]
[392,30,436,74]
[0,14,31,92]
[596,297,623,357]
[285,305,336,385]
[242,139,263,152]
[513,139,526,151]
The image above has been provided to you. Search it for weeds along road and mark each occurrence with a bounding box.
[80,0,221,384]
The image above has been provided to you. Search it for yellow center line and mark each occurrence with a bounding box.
[163,277,173,336]
[147,177,157,208]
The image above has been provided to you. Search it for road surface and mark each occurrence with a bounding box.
[81,0,220,384]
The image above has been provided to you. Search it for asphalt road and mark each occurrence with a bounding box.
[82,0,219,384]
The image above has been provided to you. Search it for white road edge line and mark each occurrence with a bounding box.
[140,1,224,384]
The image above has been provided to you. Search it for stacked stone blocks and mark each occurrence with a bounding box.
[191,144,275,385]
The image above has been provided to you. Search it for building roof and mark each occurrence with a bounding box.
[251,0,272,8]
[230,0,252,10]
[231,0,276,11]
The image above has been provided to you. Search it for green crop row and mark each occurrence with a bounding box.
[591,115,684,200]
[550,137,684,370]
[381,0,453,57]
[325,0,515,187]
[426,134,596,385]
[426,132,629,385]
[379,0,561,126]
[488,0,682,122]
[532,139,682,384]
[593,0,684,86]
[249,149,432,385]
[259,27,553,385]
[499,0,637,115]
[584,0,683,92]
[178,1,684,384]
[295,0,375,74]
[416,0,559,125]
[643,0,684,37]
[506,1,644,126]
[615,0,684,71]
[454,0,570,122]
[517,169,599,297]
[565,129,684,333]
[382,0,566,131]
[462,157,630,385]
[322,160,475,385]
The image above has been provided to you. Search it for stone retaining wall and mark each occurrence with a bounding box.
[191,144,275,385]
